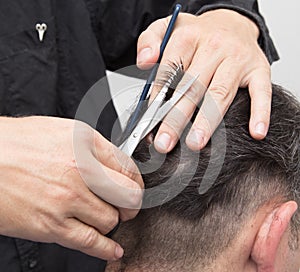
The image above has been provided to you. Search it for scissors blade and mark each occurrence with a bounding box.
[119,83,170,156]
[140,74,199,139]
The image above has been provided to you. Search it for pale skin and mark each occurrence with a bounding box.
[0,116,143,261]
[137,9,272,153]
[106,201,300,271]
[213,201,300,272]
[0,8,273,262]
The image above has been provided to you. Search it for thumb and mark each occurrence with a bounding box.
[136,18,169,68]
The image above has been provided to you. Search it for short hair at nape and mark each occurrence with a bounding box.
[114,85,300,271]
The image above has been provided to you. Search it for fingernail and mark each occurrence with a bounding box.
[114,244,124,259]
[187,129,205,150]
[255,122,266,136]
[155,133,171,152]
[137,47,152,64]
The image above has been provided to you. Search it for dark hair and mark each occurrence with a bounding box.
[114,85,300,271]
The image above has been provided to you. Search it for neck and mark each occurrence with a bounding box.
[106,255,239,272]
[105,230,258,272]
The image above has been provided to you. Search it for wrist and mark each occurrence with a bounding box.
[200,8,260,40]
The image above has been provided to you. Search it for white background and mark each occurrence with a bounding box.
[259,0,300,97]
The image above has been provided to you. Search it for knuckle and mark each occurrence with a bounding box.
[64,187,81,202]
[259,65,271,78]
[52,183,80,204]
[78,227,99,249]
[121,157,141,178]
[127,188,143,210]
[104,211,119,234]
[120,187,143,216]
[120,211,136,222]
[175,26,196,45]
[159,17,171,30]
[208,84,231,102]
[262,85,272,100]
[229,37,246,56]
[230,44,247,60]
[207,32,224,50]
[184,82,203,103]
[120,213,131,222]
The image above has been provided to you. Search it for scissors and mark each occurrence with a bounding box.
[119,74,199,156]
[123,4,182,136]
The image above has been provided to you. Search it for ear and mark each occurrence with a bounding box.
[251,201,298,272]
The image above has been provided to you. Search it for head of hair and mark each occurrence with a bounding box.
[114,85,300,271]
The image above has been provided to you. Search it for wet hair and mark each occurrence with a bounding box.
[113,85,300,271]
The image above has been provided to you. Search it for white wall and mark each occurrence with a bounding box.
[258,0,300,97]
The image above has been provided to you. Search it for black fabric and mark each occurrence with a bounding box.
[0,0,120,139]
[97,0,279,71]
[0,0,278,271]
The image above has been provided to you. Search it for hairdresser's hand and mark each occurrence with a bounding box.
[0,116,143,260]
[137,9,271,152]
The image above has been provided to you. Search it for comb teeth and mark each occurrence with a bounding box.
[169,63,184,90]
[117,61,185,146]
[156,61,184,91]
[164,61,185,101]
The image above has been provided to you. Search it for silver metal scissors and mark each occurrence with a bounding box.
[119,74,199,156]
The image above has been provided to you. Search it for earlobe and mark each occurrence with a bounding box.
[251,201,298,272]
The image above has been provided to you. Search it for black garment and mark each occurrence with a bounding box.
[0,0,278,271]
